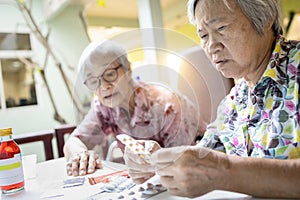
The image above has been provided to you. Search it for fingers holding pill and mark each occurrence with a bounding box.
[118,134,162,184]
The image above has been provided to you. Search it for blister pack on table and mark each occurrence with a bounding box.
[87,175,166,200]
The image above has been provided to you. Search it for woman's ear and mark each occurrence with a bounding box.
[125,63,132,80]
[266,19,274,31]
[128,63,132,72]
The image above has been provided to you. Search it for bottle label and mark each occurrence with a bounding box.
[0,154,24,186]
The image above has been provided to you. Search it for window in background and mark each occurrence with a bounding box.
[0,33,31,51]
[0,33,37,109]
[1,59,37,108]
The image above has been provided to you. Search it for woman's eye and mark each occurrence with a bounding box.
[217,26,226,31]
[106,72,114,77]
[200,34,208,39]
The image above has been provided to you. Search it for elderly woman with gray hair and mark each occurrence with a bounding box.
[63,40,204,177]
[124,0,300,198]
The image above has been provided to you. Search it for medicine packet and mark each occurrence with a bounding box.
[62,177,85,188]
[116,134,151,163]
[87,175,166,200]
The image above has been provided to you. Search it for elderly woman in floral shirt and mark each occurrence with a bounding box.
[63,40,204,177]
[125,0,300,199]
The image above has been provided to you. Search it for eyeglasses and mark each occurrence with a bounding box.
[84,65,122,91]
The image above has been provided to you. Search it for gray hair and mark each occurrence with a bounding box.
[78,40,130,80]
[187,0,283,35]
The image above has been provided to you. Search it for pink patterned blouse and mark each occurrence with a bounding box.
[72,81,203,151]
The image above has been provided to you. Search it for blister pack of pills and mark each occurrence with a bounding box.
[62,177,85,188]
[87,175,167,200]
[116,134,151,164]
[100,175,136,193]
[87,175,135,200]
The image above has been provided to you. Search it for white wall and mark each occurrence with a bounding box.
[0,1,90,161]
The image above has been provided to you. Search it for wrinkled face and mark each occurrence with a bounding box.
[195,0,270,80]
[84,60,132,108]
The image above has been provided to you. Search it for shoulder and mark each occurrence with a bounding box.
[141,82,192,105]
[276,36,300,74]
[134,81,171,101]
[287,39,300,76]
[134,81,195,114]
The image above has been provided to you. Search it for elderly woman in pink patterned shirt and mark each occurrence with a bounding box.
[137,0,300,199]
[63,40,204,177]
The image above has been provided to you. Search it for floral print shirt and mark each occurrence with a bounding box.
[72,81,202,151]
[199,36,300,159]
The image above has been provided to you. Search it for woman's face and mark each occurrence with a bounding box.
[194,0,272,80]
[85,60,133,108]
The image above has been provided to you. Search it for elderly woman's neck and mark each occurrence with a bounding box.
[246,33,277,90]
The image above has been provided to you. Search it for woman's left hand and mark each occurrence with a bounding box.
[150,146,230,198]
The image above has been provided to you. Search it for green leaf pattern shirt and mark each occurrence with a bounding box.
[199,36,300,159]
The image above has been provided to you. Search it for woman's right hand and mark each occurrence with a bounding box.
[66,150,102,176]
[123,140,161,184]
[64,136,102,176]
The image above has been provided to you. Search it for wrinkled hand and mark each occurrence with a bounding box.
[151,146,230,198]
[124,140,161,184]
[66,150,102,176]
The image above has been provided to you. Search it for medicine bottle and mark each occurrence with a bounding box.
[0,128,24,194]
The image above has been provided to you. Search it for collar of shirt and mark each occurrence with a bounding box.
[261,35,297,86]
[234,35,297,98]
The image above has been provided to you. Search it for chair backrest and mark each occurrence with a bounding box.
[105,140,124,163]
[13,130,54,160]
[178,46,234,125]
[54,124,77,158]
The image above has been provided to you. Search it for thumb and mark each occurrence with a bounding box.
[144,140,161,153]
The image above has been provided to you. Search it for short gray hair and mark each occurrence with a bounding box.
[78,40,130,80]
[187,0,283,35]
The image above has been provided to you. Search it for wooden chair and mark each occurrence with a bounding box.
[14,130,54,160]
[54,124,76,158]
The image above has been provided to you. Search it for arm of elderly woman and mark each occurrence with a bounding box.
[151,146,300,199]
[64,136,102,176]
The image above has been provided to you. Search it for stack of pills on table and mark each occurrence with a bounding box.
[87,175,166,200]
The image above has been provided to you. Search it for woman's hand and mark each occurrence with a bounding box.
[124,140,161,184]
[151,146,230,198]
[66,150,102,176]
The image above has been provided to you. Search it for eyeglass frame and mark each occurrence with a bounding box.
[83,64,123,91]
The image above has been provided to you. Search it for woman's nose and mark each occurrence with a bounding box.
[100,78,112,90]
[207,35,223,54]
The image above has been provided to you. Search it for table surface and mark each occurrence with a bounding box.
[0,157,276,200]
[0,157,188,200]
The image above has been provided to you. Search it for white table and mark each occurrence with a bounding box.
[0,158,271,200]
[0,158,190,200]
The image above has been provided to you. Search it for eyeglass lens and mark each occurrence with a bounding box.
[85,68,119,90]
